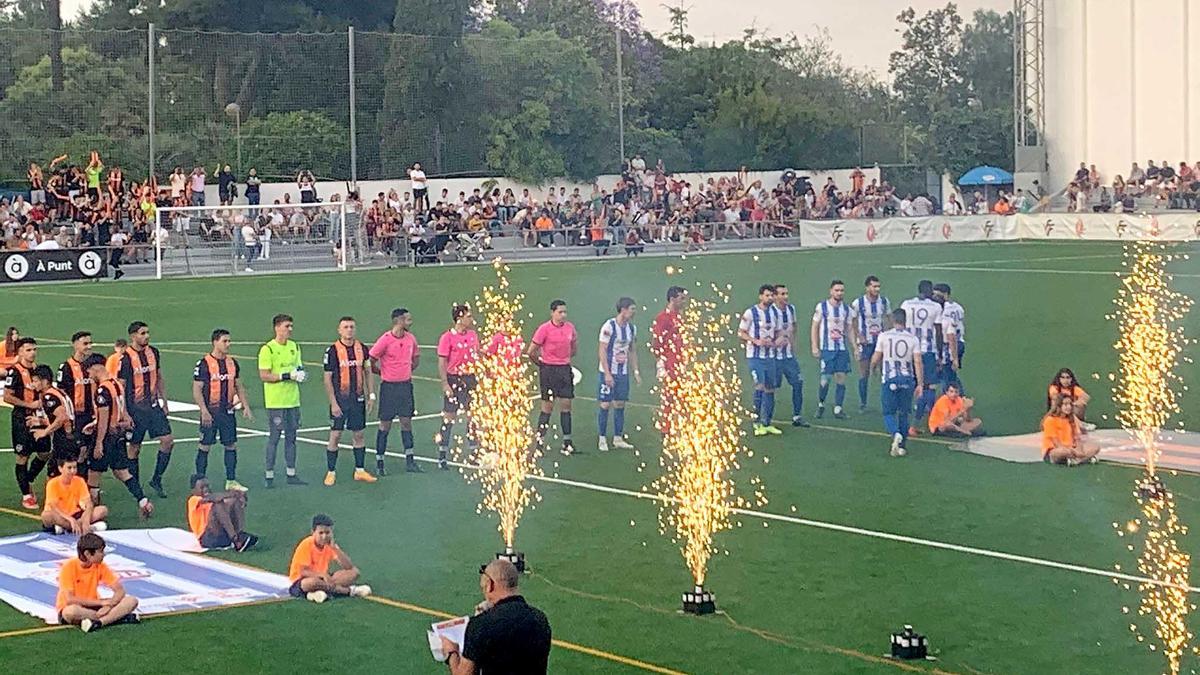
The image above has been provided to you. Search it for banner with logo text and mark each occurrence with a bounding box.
[1,249,107,284]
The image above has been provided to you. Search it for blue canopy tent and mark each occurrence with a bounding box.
[957,165,1014,209]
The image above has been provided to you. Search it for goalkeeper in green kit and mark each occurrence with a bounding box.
[258,313,308,488]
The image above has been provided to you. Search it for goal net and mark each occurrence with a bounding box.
[152,200,357,278]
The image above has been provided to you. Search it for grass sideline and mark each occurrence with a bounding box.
[1,241,1199,673]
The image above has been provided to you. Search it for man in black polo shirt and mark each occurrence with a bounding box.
[441,559,551,674]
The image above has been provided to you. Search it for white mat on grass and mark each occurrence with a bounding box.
[961,429,1200,472]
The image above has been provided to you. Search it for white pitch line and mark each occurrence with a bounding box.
[909,253,1122,267]
[268,424,1199,595]
[889,264,1200,278]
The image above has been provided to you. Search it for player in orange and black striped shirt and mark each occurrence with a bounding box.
[85,354,153,518]
[29,365,78,474]
[5,338,49,509]
[58,331,96,462]
[322,317,376,486]
[192,329,253,492]
[118,321,174,498]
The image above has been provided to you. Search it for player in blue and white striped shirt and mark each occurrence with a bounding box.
[899,280,943,434]
[770,284,809,428]
[809,280,855,419]
[850,275,891,413]
[871,309,924,457]
[737,285,782,436]
[597,297,641,452]
[934,283,965,394]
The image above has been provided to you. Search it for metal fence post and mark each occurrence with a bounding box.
[339,201,348,271]
[148,22,156,180]
[348,26,358,192]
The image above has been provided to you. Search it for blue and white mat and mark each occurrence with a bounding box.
[0,528,288,624]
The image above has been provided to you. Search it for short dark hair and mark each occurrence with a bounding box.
[272,314,293,327]
[83,354,106,370]
[891,309,907,326]
[666,286,687,301]
[14,337,36,350]
[77,532,105,559]
[113,338,128,348]
[312,513,334,530]
[830,279,844,288]
[550,299,567,312]
[917,280,933,296]
[758,284,775,295]
[128,321,148,335]
[773,284,787,293]
[30,365,53,381]
[452,304,470,322]
[211,328,230,343]
[616,297,635,312]
[70,331,92,343]
[934,283,951,295]
[338,316,355,324]
[945,382,959,393]
[391,308,409,321]
[864,275,880,286]
[190,473,207,489]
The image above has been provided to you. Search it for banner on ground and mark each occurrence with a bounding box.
[1,249,107,284]
[0,528,288,624]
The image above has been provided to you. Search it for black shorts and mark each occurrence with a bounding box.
[379,381,415,421]
[443,375,477,414]
[200,409,237,447]
[89,435,130,473]
[12,418,49,457]
[129,406,172,444]
[538,364,574,401]
[50,431,78,460]
[288,578,306,598]
[200,529,234,550]
[331,397,367,431]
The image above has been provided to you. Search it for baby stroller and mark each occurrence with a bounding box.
[444,230,492,262]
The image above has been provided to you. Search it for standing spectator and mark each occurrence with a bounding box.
[217,165,237,205]
[241,219,259,269]
[189,167,206,207]
[108,228,127,280]
[29,162,45,205]
[409,163,429,213]
[245,168,261,216]
[943,193,963,215]
[298,170,317,204]
[169,166,186,203]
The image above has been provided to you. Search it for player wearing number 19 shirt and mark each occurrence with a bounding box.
[871,310,923,457]
[737,285,781,436]
[899,280,942,435]
[850,276,891,412]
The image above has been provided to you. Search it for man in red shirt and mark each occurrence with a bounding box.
[437,305,480,470]
[650,287,688,434]
[526,300,577,456]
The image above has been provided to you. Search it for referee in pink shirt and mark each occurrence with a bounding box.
[369,308,421,474]
[436,304,479,470]
[527,299,578,456]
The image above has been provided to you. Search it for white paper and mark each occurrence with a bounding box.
[428,615,470,662]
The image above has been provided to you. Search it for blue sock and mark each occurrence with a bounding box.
[835,383,846,407]
[613,408,626,436]
[883,413,898,435]
[753,389,763,421]
[858,377,869,406]
[792,384,804,418]
[762,392,776,425]
[899,410,911,439]
[598,407,610,437]
[818,377,830,403]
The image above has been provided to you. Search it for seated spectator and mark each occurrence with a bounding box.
[57,533,141,632]
[1094,187,1112,212]
[589,215,610,256]
[534,210,554,247]
[1042,396,1100,466]
[187,475,257,552]
[991,195,1012,215]
[287,513,371,602]
[624,228,644,257]
[1047,367,1095,431]
[927,384,983,437]
[439,559,551,675]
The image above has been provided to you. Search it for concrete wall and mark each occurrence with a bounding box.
[1045,0,1200,189]
[201,167,882,207]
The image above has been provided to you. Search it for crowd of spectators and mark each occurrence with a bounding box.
[1063,160,1200,213]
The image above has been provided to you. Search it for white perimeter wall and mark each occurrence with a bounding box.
[1045,0,1200,189]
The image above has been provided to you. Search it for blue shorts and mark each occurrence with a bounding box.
[597,373,631,402]
[880,378,916,416]
[920,353,939,386]
[819,350,851,375]
[747,358,778,388]
[773,357,803,388]
[858,342,876,362]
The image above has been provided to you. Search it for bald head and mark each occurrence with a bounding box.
[484,559,520,591]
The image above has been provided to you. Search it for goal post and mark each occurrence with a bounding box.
[153,200,352,279]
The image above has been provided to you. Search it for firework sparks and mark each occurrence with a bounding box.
[651,282,767,593]
[457,259,541,551]
[1110,243,1195,674]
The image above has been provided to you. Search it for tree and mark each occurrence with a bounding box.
[661,3,694,49]
[888,4,965,127]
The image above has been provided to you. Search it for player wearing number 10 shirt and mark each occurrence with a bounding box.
[871,309,923,458]
[899,280,942,435]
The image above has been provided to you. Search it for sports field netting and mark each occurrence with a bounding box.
[2,240,1200,674]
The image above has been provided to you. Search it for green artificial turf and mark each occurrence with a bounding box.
[1,240,1199,674]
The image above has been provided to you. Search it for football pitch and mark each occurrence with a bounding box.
[3,240,1200,674]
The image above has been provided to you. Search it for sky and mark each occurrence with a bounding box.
[62,0,1010,77]
[637,0,1010,76]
